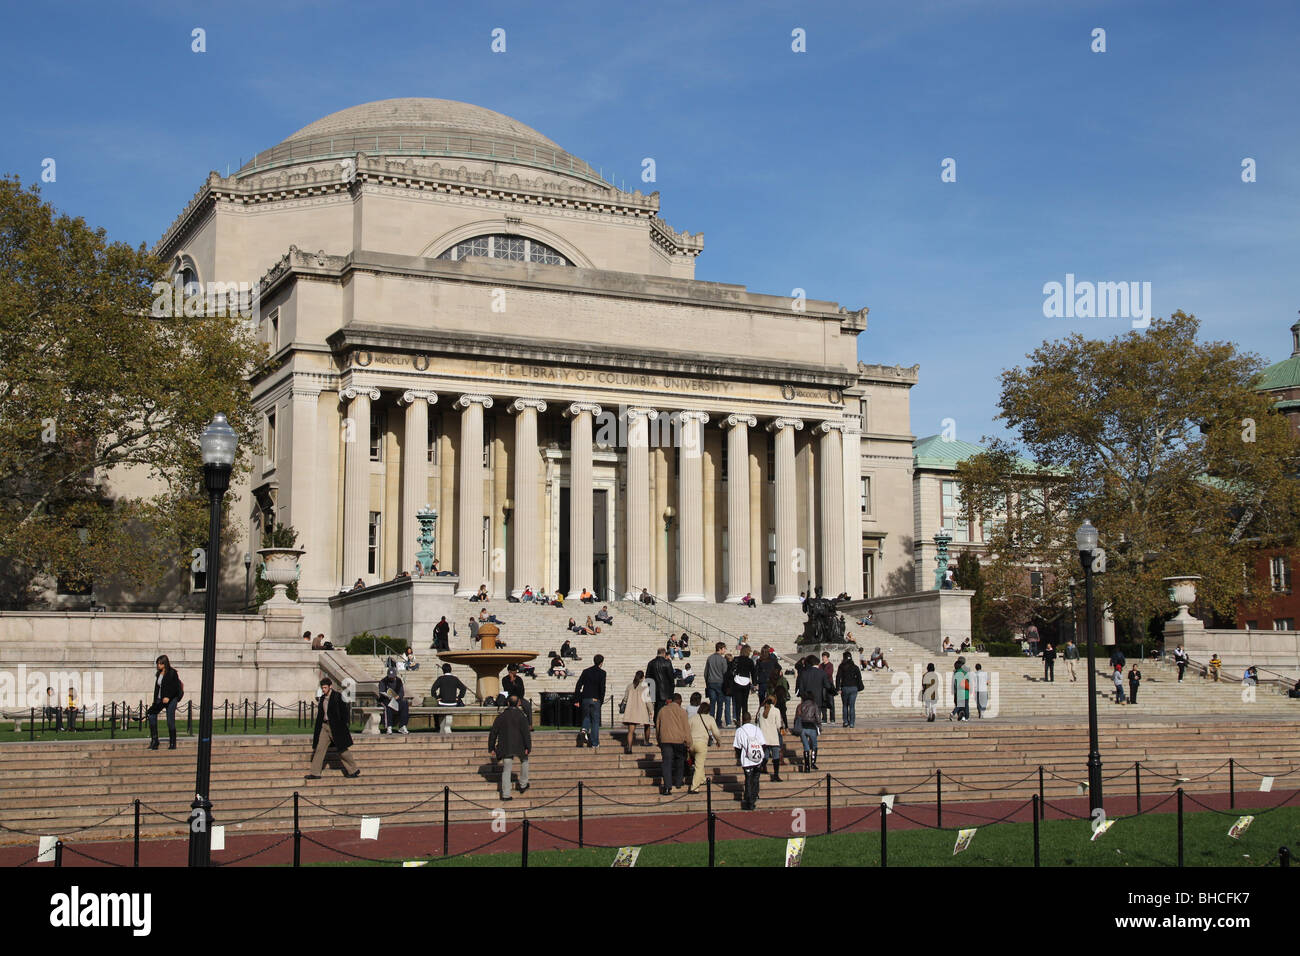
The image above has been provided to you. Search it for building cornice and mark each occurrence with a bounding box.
[323,323,859,391]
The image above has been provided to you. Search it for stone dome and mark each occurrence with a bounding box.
[239,97,607,187]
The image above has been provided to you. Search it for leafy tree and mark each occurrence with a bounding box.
[0,176,263,607]
[957,312,1300,630]
[952,551,988,643]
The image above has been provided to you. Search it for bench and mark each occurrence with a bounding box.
[352,702,537,734]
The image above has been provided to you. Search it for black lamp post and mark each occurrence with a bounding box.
[243,551,252,609]
[189,413,237,867]
[1076,519,1103,813]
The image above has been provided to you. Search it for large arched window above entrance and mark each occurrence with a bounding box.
[436,234,571,267]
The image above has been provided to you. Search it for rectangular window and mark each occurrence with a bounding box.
[982,493,1007,543]
[368,512,382,576]
[720,452,728,483]
[860,398,869,432]
[1270,555,1291,592]
[190,567,206,592]
[1245,620,1258,631]
[721,529,728,593]
[264,409,277,468]
[941,479,969,543]
[264,307,280,350]
[427,414,441,465]
[483,419,495,468]
[766,440,775,482]
[860,475,871,515]
[767,530,776,587]
[862,552,874,598]
[1030,571,1044,600]
[369,409,385,462]
[1275,618,1295,631]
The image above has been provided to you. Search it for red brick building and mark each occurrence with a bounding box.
[1236,315,1300,630]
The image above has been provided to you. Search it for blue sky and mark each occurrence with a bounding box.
[3,0,1298,447]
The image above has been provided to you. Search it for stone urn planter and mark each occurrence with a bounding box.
[258,547,305,606]
[1162,575,1202,621]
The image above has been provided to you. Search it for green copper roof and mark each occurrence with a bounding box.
[913,435,1041,472]
[1256,355,1300,392]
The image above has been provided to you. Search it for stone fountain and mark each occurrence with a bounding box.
[436,622,538,701]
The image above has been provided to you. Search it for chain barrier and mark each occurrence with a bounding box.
[61,844,130,867]
[1137,761,1230,783]
[212,833,294,866]
[890,798,1034,833]
[939,769,1040,792]
[0,804,132,837]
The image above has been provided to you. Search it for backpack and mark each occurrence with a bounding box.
[797,697,819,725]
[741,728,765,764]
[722,660,736,695]
[175,677,184,702]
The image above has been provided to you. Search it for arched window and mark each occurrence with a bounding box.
[437,234,570,266]
[174,255,201,296]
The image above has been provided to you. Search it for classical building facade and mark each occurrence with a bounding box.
[135,98,918,626]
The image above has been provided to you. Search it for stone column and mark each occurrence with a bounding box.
[289,385,321,594]
[723,414,757,603]
[565,402,601,597]
[625,407,658,599]
[509,398,546,597]
[676,410,710,602]
[455,394,493,597]
[817,421,846,598]
[341,385,379,587]
[767,417,803,604]
[398,390,437,573]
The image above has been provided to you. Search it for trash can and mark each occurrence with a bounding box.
[540,691,560,727]
[553,691,580,727]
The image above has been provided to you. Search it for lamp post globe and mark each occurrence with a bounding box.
[1076,520,1104,813]
[189,414,238,867]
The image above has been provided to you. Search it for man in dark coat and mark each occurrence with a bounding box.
[307,678,359,779]
[574,654,607,747]
[1042,643,1056,682]
[488,696,532,800]
[432,616,450,651]
[646,649,676,719]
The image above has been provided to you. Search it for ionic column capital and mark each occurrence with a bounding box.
[340,385,380,402]
[456,394,495,410]
[679,410,711,425]
[510,398,548,414]
[816,420,845,434]
[767,417,804,432]
[398,389,438,407]
[724,414,758,429]
[564,401,603,418]
[626,406,660,422]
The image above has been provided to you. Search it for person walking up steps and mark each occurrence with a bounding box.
[920,662,938,721]
[306,678,360,779]
[488,696,531,800]
[973,662,990,718]
[1173,645,1189,683]
[574,654,606,748]
[734,709,767,809]
[687,701,721,793]
[1042,643,1056,682]
[1064,639,1079,682]
[949,657,970,721]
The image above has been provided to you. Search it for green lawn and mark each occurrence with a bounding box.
[304,805,1300,867]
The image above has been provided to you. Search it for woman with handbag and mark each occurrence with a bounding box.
[619,670,654,753]
[756,695,785,782]
[687,701,721,793]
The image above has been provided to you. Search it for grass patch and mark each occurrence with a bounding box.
[301,805,1300,867]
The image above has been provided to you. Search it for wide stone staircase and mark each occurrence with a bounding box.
[4,717,1300,846]
[357,599,1300,722]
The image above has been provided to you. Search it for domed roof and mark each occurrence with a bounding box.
[239,97,607,187]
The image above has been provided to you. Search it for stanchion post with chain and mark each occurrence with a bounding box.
[1032,794,1040,867]
[293,790,301,867]
[1177,788,1184,868]
[880,800,887,867]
